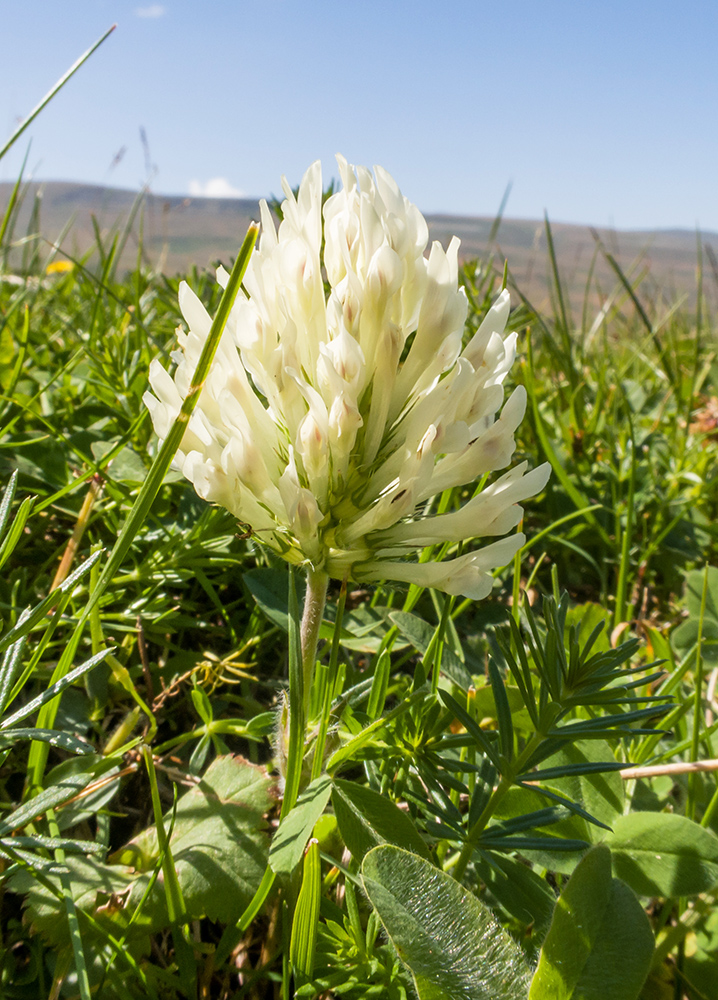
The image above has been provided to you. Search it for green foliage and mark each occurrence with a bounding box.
[605,812,718,898]
[270,774,332,876]
[291,840,322,985]
[672,565,718,664]
[389,610,474,690]
[473,850,556,940]
[529,845,654,1000]
[362,844,531,1000]
[296,899,411,999]
[13,755,273,934]
[332,778,430,861]
[2,122,718,996]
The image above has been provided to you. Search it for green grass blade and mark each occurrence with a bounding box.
[592,228,676,385]
[2,303,31,406]
[142,747,196,996]
[0,772,93,835]
[544,215,574,376]
[290,839,321,986]
[0,148,30,252]
[0,470,18,541]
[688,563,710,819]
[614,415,636,629]
[0,728,93,754]
[0,634,27,716]
[367,649,391,720]
[0,549,102,656]
[27,223,258,787]
[524,333,609,545]
[0,494,35,571]
[0,26,117,162]
[282,565,305,819]
[488,182,512,245]
[44,806,93,1000]
[0,650,111,730]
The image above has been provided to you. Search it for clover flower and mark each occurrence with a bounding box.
[144,157,549,600]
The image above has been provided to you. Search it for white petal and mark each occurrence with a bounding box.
[378,463,551,547]
[462,288,511,368]
[359,534,525,599]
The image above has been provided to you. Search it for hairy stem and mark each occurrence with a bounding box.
[300,567,329,715]
[311,576,347,781]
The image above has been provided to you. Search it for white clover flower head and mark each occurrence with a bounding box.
[144,157,550,599]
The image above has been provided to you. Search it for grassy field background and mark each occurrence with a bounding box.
[2,179,717,311]
[2,170,718,999]
[3,27,718,999]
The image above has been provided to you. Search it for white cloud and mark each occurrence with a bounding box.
[135,5,166,17]
[188,177,246,199]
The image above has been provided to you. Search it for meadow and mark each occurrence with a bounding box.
[2,178,714,313]
[1,52,718,1000]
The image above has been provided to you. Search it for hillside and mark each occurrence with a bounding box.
[2,180,716,312]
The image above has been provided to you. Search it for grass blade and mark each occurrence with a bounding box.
[0,26,117,162]
[0,773,93,835]
[27,224,258,787]
[290,839,321,986]
[142,747,196,996]
[0,649,111,729]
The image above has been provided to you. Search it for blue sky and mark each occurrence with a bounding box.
[2,1,717,231]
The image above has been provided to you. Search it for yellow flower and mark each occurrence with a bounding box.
[45,260,74,275]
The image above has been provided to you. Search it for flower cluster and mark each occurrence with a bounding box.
[144,157,549,599]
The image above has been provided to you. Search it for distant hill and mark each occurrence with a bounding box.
[2,180,716,314]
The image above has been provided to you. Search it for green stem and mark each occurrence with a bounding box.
[142,747,196,997]
[300,567,329,716]
[311,576,347,781]
[700,782,718,829]
[452,730,545,882]
[614,434,636,629]
[217,566,330,965]
[47,809,92,1000]
[688,563,710,820]
[428,592,454,695]
[452,778,512,882]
